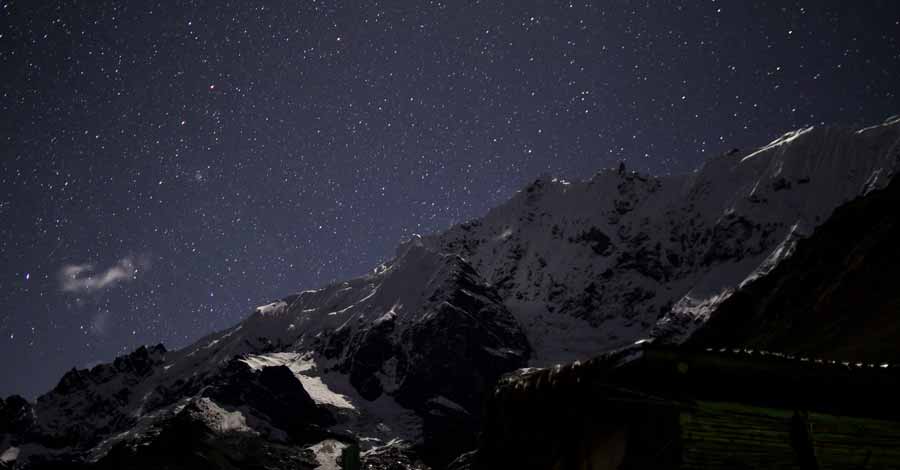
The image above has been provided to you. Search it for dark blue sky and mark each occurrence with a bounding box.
[2,0,899,398]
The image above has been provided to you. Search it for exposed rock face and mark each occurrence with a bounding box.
[92,396,325,470]
[362,441,432,470]
[0,396,33,438]
[688,174,900,362]
[31,344,167,449]
[3,345,340,469]
[305,244,530,466]
[202,360,334,441]
[332,246,530,414]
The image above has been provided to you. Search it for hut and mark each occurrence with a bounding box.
[471,344,900,469]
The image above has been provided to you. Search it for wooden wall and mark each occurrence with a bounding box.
[679,401,900,469]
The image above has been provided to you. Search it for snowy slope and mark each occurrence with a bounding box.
[425,115,900,360]
[3,116,899,469]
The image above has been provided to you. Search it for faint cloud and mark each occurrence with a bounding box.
[90,310,111,336]
[59,256,149,294]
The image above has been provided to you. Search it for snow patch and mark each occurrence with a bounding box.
[741,126,814,162]
[241,353,355,410]
[191,397,253,434]
[310,439,350,470]
[1,447,19,463]
[297,374,356,410]
[373,305,398,326]
[255,300,287,316]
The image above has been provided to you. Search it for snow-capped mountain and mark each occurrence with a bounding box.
[2,116,899,469]
[426,115,900,357]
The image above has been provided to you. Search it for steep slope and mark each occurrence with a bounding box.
[426,116,900,362]
[687,173,900,362]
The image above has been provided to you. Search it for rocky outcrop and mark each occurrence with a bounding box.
[202,360,335,441]
[92,397,325,470]
[30,344,167,449]
[0,396,33,438]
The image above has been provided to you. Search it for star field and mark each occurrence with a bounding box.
[2,1,899,397]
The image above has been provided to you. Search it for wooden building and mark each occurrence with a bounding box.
[470,344,900,469]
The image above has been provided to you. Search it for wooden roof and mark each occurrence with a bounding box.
[496,342,900,420]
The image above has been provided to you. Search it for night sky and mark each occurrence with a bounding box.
[2,1,899,398]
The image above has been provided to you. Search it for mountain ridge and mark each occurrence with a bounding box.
[2,115,900,469]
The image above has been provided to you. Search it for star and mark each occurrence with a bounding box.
[2,0,900,399]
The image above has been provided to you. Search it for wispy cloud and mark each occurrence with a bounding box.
[59,256,148,293]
